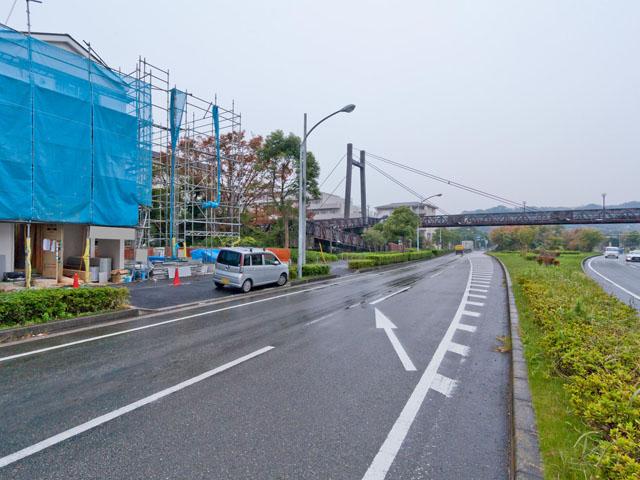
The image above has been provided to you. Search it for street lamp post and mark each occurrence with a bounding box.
[297,104,355,279]
[416,193,442,251]
[602,193,607,215]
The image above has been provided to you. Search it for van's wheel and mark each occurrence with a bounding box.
[214,282,224,290]
[277,273,287,286]
[241,279,252,293]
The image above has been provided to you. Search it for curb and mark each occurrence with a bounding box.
[0,308,144,344]
[290,274,338,285]
[495,257,544,480]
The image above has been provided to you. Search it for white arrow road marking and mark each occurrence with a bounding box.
[0,346,275,469]
[374,308,417,371]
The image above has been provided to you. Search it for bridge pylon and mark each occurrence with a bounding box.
[344,143,367,220]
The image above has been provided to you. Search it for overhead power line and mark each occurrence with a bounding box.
[362,150,532,211]
[5,0,18,24]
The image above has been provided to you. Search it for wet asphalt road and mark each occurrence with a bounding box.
[0,253,510,479]
[585,255,640,311]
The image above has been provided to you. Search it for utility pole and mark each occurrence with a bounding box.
[344,143,353,219]
[297,113,307,274]
[602,193,606,213]
[359,150,366,220]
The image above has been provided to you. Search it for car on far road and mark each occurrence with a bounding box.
[604,246,620,259]
[626,249,640,262]
[214,247,289,293]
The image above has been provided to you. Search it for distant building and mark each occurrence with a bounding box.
[374,201,437,218]
[374,201,438,245]
[308,192,362,220]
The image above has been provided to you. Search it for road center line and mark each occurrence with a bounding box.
[587,258,640,300]
[0,346,275,469]
[362,257,476,479]
[369,286,411,305]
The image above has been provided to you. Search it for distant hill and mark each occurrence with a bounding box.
[461,201,640,233]
[462,201,640,215]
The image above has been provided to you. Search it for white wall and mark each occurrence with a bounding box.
[0,223,14,276]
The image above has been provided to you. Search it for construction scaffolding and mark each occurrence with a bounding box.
[132,58,242,250]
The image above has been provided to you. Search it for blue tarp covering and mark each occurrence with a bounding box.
[0,25,152,226]
[190,248,220,263]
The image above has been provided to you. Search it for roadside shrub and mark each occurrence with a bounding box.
[497,253,640,478]
[0,287,129,328]
[348,259,375,270]
[290,249,338,264]
[288,263,331,279]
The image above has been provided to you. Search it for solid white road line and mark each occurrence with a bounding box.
[370,286,412,305]
[0,346,274,469]
[362,257,474,480]
[0,276,363,364]
[374,308,417,371]
[587,258,640,301]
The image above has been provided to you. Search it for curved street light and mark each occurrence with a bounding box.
[298,105,356,278]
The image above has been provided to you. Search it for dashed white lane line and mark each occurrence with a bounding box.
[466,301,485,307]
[430,270,444,278]
[369,286,411,305]
[430,374,458,397]
[0,346,275,469]
[362,257,476,480]
[462,310,481,318]
[448,342,470,356]
[468,293,487,299]
[470,288,488,293]
[458,323,477,333]
[586,258,640,301]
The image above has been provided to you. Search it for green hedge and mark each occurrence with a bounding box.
[347,259,375,270]
[290,249,338,263]
[0,287,129,328]
[495,253,640,478]
[288,263,331,280]
[347,250,436,269]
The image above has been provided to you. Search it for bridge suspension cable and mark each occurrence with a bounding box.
[318,176,347,209]
[367,160,450,215]
[361,150,532,211]
[318,153,346,189]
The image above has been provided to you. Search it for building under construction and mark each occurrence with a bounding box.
[0,23,242,285]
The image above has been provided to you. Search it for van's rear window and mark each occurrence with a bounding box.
[217,250,241,266]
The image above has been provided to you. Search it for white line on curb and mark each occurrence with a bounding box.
[0,346,274,468]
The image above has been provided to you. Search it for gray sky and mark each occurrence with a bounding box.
[5,0,639,213]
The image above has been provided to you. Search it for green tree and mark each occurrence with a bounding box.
[623,231,640,249]
[362,228,386,251]
[259,130,320,248]
[381,206,420,246]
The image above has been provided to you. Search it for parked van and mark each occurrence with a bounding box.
[214,247,289,293]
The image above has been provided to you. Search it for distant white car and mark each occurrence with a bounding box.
[626,250,640,262]
[604,247,620,259]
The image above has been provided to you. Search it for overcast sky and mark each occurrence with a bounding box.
[5,0,639,213]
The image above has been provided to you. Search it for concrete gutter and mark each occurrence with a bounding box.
[0,308,144,344]
[495,256,544,480]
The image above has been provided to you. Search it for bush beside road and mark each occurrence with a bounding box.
[494,252,640,479]
[0,287,129,329]
[347,249,445,270]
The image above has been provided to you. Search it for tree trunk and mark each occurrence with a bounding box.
[283,211,289,248]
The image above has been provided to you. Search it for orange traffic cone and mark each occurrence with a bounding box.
[172,267,181,286]
[72,273,80,289]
